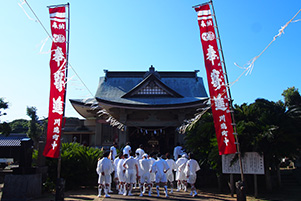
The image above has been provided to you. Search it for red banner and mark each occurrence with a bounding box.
[43,6,67,158]
[195,4,237,155]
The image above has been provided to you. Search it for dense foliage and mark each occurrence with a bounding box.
[184,112,221,172]
[184,87,301,191]
[9,119,29,133]
[0,98,11,136]
[42,143,103,190]
[26,107,45,148]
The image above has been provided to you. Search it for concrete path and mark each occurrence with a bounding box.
[17,187,237,201]
[99,189,236,201]
[63,187,237,201]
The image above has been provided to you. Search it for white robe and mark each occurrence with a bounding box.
[175,156,188,181]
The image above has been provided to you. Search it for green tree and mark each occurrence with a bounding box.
[282,87,301,108]
[10,119,29,133]
[0,98,11,136]
[234,98,300,191]
[42,143,103,190]
[0,98,9,116]
[185,89,301,192]
[27,106,43,148]
[184,112,224,189]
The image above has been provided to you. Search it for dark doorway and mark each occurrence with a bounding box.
[128,127,176,155]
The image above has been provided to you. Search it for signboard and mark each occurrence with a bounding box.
[222,152,265,175]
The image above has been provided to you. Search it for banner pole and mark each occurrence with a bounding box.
[56,2,70,180]
[47,3,69,8]
[208,0,246,198]
[192,1,212,8]
[55,3,70,201]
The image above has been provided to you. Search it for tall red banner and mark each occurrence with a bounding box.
[195,4,237,155]
[43,6,67,158]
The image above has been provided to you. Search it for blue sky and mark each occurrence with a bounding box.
[1,0,300,122]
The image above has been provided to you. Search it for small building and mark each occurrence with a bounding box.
[0,133,30,166]
[68,66,208,154]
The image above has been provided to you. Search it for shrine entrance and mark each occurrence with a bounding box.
[70,67,209,149]
[128,126,176,155]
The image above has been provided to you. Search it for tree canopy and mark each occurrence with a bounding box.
[184,87,301,190]
[10,119,29,133]
[0,97,11,136]
[282,86,301,108]
[27,106,44,148]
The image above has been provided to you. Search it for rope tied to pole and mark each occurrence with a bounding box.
[233,9,301,87]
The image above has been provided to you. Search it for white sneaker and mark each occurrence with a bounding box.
[193,191,197,197]
[97,194,101,198]
[123,191,127,196]
[105,194,111,198]
[165,194,169,198]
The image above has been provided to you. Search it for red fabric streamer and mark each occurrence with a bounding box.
[195,4,237,155]
[43,6,67,158]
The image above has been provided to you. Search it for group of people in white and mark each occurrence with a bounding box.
[96,142,200,198]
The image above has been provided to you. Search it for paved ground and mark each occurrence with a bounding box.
[2,183,301,200]
[1,185,238,201]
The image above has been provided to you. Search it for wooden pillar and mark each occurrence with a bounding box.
[254,174,258,198]
[229,174,235,197]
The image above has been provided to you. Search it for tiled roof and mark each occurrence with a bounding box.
[0,134,29,147]
[94,69,208,106]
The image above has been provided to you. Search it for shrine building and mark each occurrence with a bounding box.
[67,66,208,154]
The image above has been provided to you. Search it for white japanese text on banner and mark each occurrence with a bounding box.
[195,4,237,155]
[43,6,67,158]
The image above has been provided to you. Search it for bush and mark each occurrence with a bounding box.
[45,143,103,190]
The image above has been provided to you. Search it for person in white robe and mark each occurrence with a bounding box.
[165,153,176,193]
[151,154,170,197]
[122,152,139,196]
[138,154,152,196]
[184,153,201,197]
[109,142,118,160]
[113,152,122,192]
[116,154,126,194]
[96,151,113,198]
[175,153,188,191]
[135,144,145,160]
[173,143,183,160]
[148,152,157,194]
[122,142,131,156]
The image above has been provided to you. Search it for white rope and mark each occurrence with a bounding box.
[65,75,75,84]
[181,9,301,133]
[232,9,301,87]
[20,0,95,98]
[37,36,51,54]
[18,0,36,22]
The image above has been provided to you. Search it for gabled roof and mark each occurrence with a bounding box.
[122,73,183,98]
[94,67,208,108]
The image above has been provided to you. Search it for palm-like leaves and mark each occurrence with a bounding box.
[46,143,103,189]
